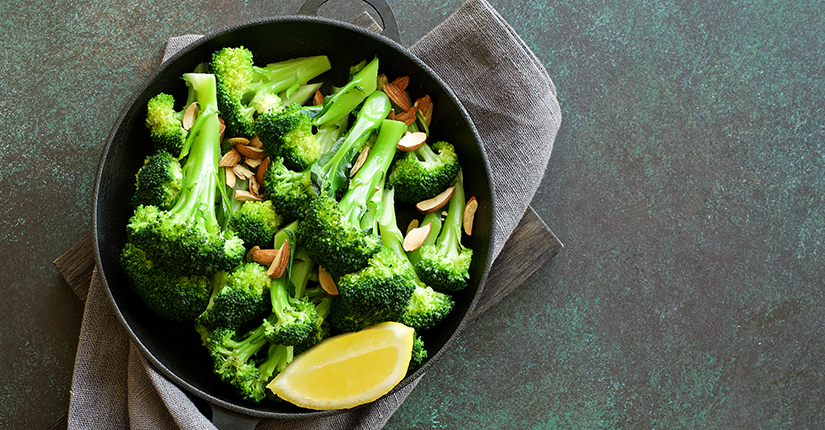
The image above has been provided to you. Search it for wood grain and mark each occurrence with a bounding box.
[52,233,94,303]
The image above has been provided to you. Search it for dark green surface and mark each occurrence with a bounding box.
[1,0,823,428]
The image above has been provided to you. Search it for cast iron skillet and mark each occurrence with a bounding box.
[93,0,495,427]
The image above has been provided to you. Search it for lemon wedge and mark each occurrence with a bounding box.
[267,321,415,410]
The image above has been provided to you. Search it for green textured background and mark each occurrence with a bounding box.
[1,0,823,428]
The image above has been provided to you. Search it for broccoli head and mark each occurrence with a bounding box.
[256,102,322,172]
[145,93,187,155]
[131,150,183,210]
[261,157,318,223]
[196,263,272,330]
[228,200,282,250]
[408,332,428,372]
[387,140,460,204]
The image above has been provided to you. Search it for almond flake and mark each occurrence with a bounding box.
[182,102,198,130]
[225,166,237,188]
[249,136,263,148]
[403,223,431,252]
[226,137,250,146]
[219,148,242,167]
[350,146,370,177]
[383,82,411,111]
[256,157,270,188]
[387,109,396,121]
[318,266,338,296]
[393,107,418,126]
[252,248,278,265]
[406,219,420,235]
[235,143,266,159]
[245,157,263,168]
[416,187,455,214]
[463,196,478,236]
[234,190,262,202]
[246,245,261,263]
[377,74,388,91]
[390,76,410,91]
[266,240,290,278]
[219,117,226,141]
[233,164,254,180]
[313,89,324,106]
[249,175,260,197]
[396,132,427,152]
[416,95,433,126]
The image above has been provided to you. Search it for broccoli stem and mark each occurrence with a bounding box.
[407,212,442,265]
[312,57,379,126]
[415,143,440,164]
[248,56,331,101]
[257,343,294,381]
[167,73,222,235]
[338,118,407,229]
[225,323,270,364]
[438,170,465,261]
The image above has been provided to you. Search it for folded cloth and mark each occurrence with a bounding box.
[68,0,560,428]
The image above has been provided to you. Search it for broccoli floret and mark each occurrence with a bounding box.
[387,140,460,204]
[209,47,331,138]
[131,150,183,209]
[408,332,427,372]
[125,73,246,277]
[293,295,333,356]
[145,93,187,155]
[407,212,442,266]
[261,157,317,223]
[378,187,454,331]
[328,248,418,333]
[414,170,473,293]
[297,114,407,277]
[120,243,212,322]
[233,343,294,403]
[196,263,271,330]
[228,200,282,250]
[311,57,380,126]
[256,103,321,171]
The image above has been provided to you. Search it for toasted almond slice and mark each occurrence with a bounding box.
[246,245,261,263]
[219,117,226,141]
[233,164,255,179]
[463,196,478,236]
[252,248,278,265]
[396,132,427,152]
[226,137,250,146]
[387,109,396,121]
[219,148,242,167]
[235,143,266,159]
[318,266,338,296]
[182,102,198,130]
[267,240,290,278]
[235,190,263,202]
[390,76,410,91]
[383,82,411,111]
[245,157,263,168]
[377,74,388,91]
[249,175,260,197]
[416,187,455,214]
[256,157,270,188]
[393,107,418,126]
[406,219,420,235]
[403,223,431,252]
[314,89,324,106]
[249,136,263,148]
[417,95,433,126]
[225,166,237,188]
[350,146,370,177]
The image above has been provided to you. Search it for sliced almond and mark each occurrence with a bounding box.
[396,132,427,152]
[252,248,278,265]
[350,146,370,177]
[248,175,261,197]
[235,143,266,159]
[266,240,290,278]
[182,102,198,130]
[219,148,242,167]
[219,117,226,141]
[313,89,324,106]
[390,76,410,91]
[233,164,255,180]
[416,95,433,127]
[403,223,431,252]
[246,245,261,263]
[416,187,455,214]
[463,196,478,236]
[235,189,263,202]
[249,136,263,148]
[406,219,420,235]
[387,109,396,121]
[318,266,338,296]
[256,157,270,188]
[225,166,237,188]
[245,157,263,168]
[377,74,388,91]
[383,82,410,111]
[226,137,250,146]
[393,107,418,126]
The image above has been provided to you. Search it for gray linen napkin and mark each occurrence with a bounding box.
[68,0,560,428]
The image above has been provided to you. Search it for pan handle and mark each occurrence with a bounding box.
[210,404,261,430]
[297,0,402,44]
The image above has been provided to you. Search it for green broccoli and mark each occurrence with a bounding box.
[120,243,212,322]
[209,47,331,138]
[261,90,392,223]
[378,187,454,331]
[414,170,473,293]
[131,150,183,210]
[406,211,442,266]
[297,115,406,277]
[293,295,333,356]
[196,263,271,331]
[145,93,188,155]
[408,332,427,372]
[125,73,246,277]
[387,140,460,204]
[228,200,282,250]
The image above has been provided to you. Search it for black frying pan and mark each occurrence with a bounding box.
[93,0,495,427]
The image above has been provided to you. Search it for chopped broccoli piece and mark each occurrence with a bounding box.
[408,332,427,372]
[145,93,187,155]
[196,263,271,330]
[388,140,460,204]
[228,200,282,250]
[256,103,321,171]
[131,150,183,210]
